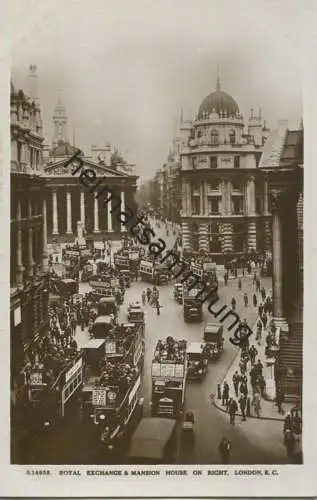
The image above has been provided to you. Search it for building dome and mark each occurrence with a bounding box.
[198,77,239,119]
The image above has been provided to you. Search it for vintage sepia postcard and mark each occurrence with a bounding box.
[0,0,316,496]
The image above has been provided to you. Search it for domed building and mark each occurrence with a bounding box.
[179,76,271,261]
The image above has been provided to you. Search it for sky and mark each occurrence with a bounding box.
[10,0,305,182]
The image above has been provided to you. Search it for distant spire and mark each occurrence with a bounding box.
[180,107,184,124]
[216,64,221,91]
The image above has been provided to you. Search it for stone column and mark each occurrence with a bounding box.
[121,191,126,232]
[181,180,187,216]
[227,181,232,215]
[42,197,48,272]
[263,175,271,250]
[107,199,113,232]
[199,224,208,252]
[27,199,34,277]
[221,180,226,215]
[247,176,256,215]
[199,183,204,216]
[94,196,100,233]
[271,190,289,332]
[204,181,208,215]
[186,182,192,216]
[182,222,191,251]
[16,200,24,284]
[80,190,85,228]
[52,189,59,235]
[66,190,72,234]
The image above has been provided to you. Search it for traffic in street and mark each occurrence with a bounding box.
[14,216,288,465]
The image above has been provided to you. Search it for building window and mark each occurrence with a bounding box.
[232,199,243,214]
[210,129,219,145]
[234,156,240,168]
[197,130,202,139]
[229,130,236,145]
[210,156,217,169]
[231,180,241,191]
[192,157,197,169]
[208,180,219,191]
[191,198,200,215]
[209,199,219,214]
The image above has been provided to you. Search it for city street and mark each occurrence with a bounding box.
[16,222,289,466]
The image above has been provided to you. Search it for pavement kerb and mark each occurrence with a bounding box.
[211,321,284,423]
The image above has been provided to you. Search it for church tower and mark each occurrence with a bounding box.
[52,95,68,146]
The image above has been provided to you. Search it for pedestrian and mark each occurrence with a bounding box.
[253,272,257,285]
[240,381,248,398]
[146,287,152,304]
[255,359,263,378]
[283,412,293,433]
[256,278,261,293]
[249,366,257,392]
[218,437,232,464]
[224,272,228,286]
[222,381,229,407]
[253,293,257,308]
[156,301,161,316]
[261,312,268,330]
[229,398,238,425]
[238,278,242,291]
[141,290,146,306]
[284,429,296,458]
[239,358,247,375]
[246,396,251,417]
[252,390,261,417]
[275,387,285,415]
[243,293,248,307]
[231,297,236,311]
[217,383,222,400]
[259,375,266,398]
[232,371,240,398]
[261,287,266,301]
[249,345,258,365]
[239,394,247,421]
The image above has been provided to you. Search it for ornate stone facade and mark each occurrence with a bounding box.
[10,68,49,381]
[179,78,271,261]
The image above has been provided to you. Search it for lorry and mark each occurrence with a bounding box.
[183,288,203,323]
[128,417,177,464]
[187,342,209,379]
[80,338,143,461]
[151,337,187,419]
[203,322,224,360]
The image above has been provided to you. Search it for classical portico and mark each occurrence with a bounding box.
[44,155,138,242]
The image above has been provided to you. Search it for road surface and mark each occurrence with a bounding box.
[14,223,288,465]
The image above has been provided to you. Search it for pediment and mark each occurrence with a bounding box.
[44,157,132,178]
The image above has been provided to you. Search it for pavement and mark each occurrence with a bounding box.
[212,312,294,421]
[16,220,293,465]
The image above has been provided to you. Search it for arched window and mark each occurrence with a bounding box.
[210,129,219,145]
[197,129,202,139]
[229,130,236,145]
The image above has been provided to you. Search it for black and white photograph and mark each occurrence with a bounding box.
[2,0,316,496]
